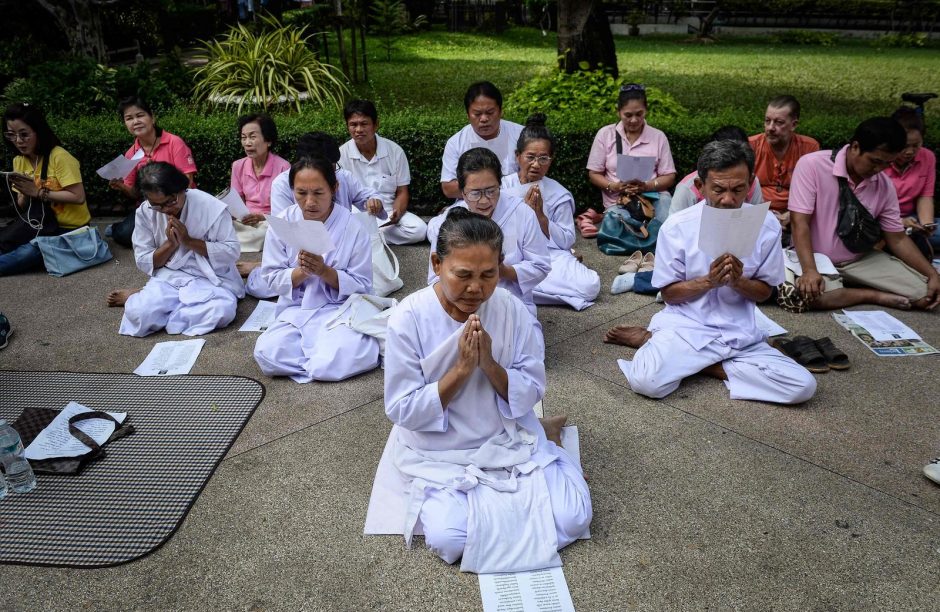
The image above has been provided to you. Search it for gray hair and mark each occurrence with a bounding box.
[696,140,755,182]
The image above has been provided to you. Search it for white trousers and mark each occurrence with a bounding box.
[253,306,380,383]
[533,250,601,311]
[381,211,427,245]
[120,277,237,337]
[419,445,592,565]
[621,330,816,404]
[245,267,277,299]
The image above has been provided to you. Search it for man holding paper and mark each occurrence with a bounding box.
[610,140,817,405]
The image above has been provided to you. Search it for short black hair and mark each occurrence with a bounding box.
[891,106,926,136]
[436,206,503,261]
[238,113,278,146]
[464,81,503,112]
[850,117,907,154]
[138,161,190,197]
[709,125,749,143]
[3,102,61,159]
[117,96,162,137]
[697,140,755,182]
[289,155,338,192]
[617,83,647,111]
[456,147,502,191]
[295,131,340,164]
[515,113,555,156]
[768,95,801,120]
[343,99,378,123]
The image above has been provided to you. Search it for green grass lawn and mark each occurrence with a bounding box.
[350,27,940,127]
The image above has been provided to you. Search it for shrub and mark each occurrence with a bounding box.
[192,16,348,113]
[772,30,841,47]
[873,32,930,48]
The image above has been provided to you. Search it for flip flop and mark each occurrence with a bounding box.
[578,208,604,224]
[578,218,598,239]
[814,337,850,370]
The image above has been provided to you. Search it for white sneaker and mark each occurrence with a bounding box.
[924,458,940,485]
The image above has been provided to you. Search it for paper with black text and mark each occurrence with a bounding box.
[239,300,278,332]
[133,339,205,376]
[842,310,920,341]
[265,214,335,255]
[96,148,144,181]
[479,567,575,612]
[616,154,655,183]
[217,187,251,220]
[698,202,770,260]
[25,401,127,460]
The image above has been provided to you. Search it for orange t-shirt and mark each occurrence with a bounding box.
[749,133,820,211]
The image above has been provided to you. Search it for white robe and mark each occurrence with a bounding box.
[426,195,551,320]
[501,174,600,310]
[440,120,524,184]
[121,189,243,337]
[252,203,380,383]
[620,201,817,404]
[367,286,592,573]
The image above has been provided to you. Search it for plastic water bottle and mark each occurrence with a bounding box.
[0,420,36,494]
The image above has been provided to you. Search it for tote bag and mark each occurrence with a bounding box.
[31,225,113,277]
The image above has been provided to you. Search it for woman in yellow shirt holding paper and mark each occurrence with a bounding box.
[1,102,90,276]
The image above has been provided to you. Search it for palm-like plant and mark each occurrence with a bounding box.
[193,16,348,113]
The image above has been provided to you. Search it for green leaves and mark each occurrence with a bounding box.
[192,16,348,114]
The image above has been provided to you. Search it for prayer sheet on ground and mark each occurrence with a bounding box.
[216,187,251,220]
[697,203,770,260]
[755,306,787,337]
[832,313,938,357]
[479,567,575,612]
[95,149,144,181]
[615,154,656,183]
[24,401,127,460]
[133,339,205,376]
[265,214,335,255]
[842,310,920,341]
[239,300,278,332]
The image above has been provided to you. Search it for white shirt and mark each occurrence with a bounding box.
[650,201,785,350]
[339,134,410,211]
[269,168,382,217]
[440,120,524,183]
[501,174,576,252]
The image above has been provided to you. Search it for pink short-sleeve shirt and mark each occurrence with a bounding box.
[788,146,904,265]
[123,130,198,188]
[883,146,936,218]
[230,152,291,215]
[586,122,676,208]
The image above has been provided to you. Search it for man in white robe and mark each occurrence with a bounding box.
[120,186,243,337]
[611,140,817,404]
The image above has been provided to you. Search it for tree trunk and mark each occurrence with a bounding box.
[349,16,359,82]
[35,0,107,61]
[360,22,368,81]
[557,0,618,77]
[697,5,721,39]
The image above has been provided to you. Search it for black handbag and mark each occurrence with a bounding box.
[832,149,882,253]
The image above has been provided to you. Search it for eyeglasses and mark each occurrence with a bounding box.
[464,186,500,203]
[522,154,552,165]
[148,193,181,210]
[3,130,33,143]
[620,83,646,93]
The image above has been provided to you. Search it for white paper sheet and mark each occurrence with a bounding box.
[842,310,920,341]
[95,149,144,181]
[217,187,251,220]
[697,202,770,260]
[239,300,278,332]
[616,154,656,183]
[265,214,335,255]
[133,339,205,376]
[24,401,127,460]
[783,248,838,276]
[479,567,575,612]
[754,306,787,337]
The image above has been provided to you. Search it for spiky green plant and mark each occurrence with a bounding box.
[193,16,348,113]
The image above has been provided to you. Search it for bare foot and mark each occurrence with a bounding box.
[107,288,140,307]
[237,261,260,278]
[604,325,651,348]
[539,414,568,447]
[699,362,728,381]
[872,292,911,309]
[571,248,584,263]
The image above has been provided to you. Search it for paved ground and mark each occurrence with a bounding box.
[1,220,939,611]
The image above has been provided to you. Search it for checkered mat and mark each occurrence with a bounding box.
[0,370,264,568]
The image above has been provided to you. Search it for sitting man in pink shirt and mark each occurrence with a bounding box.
[786,117,940,311]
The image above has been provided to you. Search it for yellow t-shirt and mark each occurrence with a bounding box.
[13,146,91,229]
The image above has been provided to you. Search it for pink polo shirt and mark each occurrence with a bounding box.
[883,147,936,218]
[123,130,198,188]
[586,122,676,208]
[230,152,291,215]
[788,146,904,266]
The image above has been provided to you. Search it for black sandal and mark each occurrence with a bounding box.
[773,336,829,373]
[814,337,850,370]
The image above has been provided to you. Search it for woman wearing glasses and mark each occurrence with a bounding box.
[427,147,550,322]
[501,114,600,311]
[116,161,243,337]
[1,103,91,276]
[585,83,677,224]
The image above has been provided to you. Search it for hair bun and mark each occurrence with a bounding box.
[525,113,547,128]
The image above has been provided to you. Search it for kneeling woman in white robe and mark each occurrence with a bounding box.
[502,114,600,310]
[427,147,550,321]
[373,208,592,573]
[253,156,380,383]
[120,161,244,337]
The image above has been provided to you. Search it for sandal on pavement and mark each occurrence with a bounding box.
[638,252,655,273]
[578,218,599,239]
[776,281,807,314]
[618,250,644,274]
[772,336,829,373]
[924,458,940,485]
[814,337,850,370]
